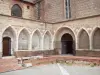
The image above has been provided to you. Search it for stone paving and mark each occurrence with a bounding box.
[0,64,100,75]
[0,58,22,73]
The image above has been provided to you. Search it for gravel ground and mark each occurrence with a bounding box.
[0,64,100,75]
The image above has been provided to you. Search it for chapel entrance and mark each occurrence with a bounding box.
[3,37,11,56]
[61,33,74,55]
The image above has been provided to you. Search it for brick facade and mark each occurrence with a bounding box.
[0,0,100,57]
[43,0,100,23]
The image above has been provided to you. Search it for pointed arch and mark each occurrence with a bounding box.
[54,27,76,55]
[43,31,52,50]
[2,26,16,38]
[92,27,100,49]
[18,28,30,50]
[18,27,30,37]
[54,27,75,48]
[32,30,42,50]
[78,29,90,49]
[31,29,42,36]
[2,26,16,56]
[11,4,22,17]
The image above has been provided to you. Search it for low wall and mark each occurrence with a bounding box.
[14,50,57,57]
[54,48,100,57]
[76,50,100,57]
[24,55,100,66]
[14,49,100,57]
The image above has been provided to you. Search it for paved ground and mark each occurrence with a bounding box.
[0,64,100,75]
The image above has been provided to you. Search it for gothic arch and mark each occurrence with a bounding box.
[54,27,75,55]
[32,30,42,50]
[78,29,90,49]
[11,4,22,17]
[43,31,52,50]
[92,27,100,49]
[2,26,16,56]
[18,28,30,50]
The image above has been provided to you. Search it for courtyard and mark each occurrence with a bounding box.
[0,63,100,75]
[0,0,100,75]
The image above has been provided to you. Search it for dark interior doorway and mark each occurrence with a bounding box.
[61,33,74,55]
[3,37,11,56]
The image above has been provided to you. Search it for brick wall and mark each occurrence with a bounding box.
[71,0,100,19]
[76,50,100,57]
[0,0,36,20]
[42,0,100,23]
[14,50,57,57]
[42,0,65,23]
[1,0,100,23]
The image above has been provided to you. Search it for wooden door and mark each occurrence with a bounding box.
[3,37,11,56]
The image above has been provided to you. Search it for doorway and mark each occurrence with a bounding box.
[61,33,74,55]
[3,37,11,56]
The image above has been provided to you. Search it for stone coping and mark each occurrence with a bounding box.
[24,55,100,66]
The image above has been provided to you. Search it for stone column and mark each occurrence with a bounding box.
[90,36,92,50]
[0,34,2,58]
[28,35,32,50]
[51,40,53,50]
[15,36,18,51]
[51,37,54,50]
[41,36,44,50]
[76,37,78,50]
